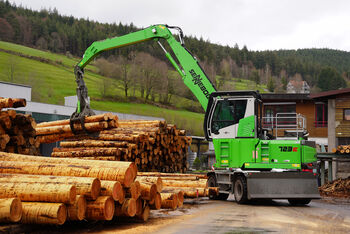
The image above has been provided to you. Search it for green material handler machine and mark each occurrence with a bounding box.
[72,24,320,205]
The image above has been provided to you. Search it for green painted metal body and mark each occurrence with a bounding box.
[213,116,317,170]
[76,24,216,110]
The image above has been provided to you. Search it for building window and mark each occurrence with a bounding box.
[344,109,350,120]
[263,104,296,127]
[315,103,327,127]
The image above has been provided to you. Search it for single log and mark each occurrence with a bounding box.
[208,187,219,198]
[0,98,13,109]
[176,191,184,207]
[51,148,121,157]
[160,193,178,210]
[0,198,22,223]
[135,197,143,216]
[73,156,117,161]
[21,202,67,225]
[0,153,136,187]
[0,173,100,201]
[35,121,108,136]
[149,192,161,210]
[137,172,207,179]
[139,182,157,201]
[163,187,207,198]
[115,198,136,217]
[135,176,162,193]
[86,196,115,221]
[11,98,26,108]
[125,181,141,200]
[100,180,124,203]
[0,182,76,204]
[36,113,116,128]
[136,205,150,222]
[60,140,128,148]
[67,195,86,221]
[36,132,75,144]
[162,179,207,188]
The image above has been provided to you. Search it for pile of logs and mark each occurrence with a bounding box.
[0,98,39,155]
[35,113,119,144]
[52,120,192,173]
[0,152,212,226]
[319,176,350,198]
[332,145,350,154]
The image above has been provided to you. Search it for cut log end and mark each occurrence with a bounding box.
[57,204,68,225]
[10,197,22,222]
[104,197,115,220]
[91,178,101,200]
[0,198,22,223]
[67,195,86,221]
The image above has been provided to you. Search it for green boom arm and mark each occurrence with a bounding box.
[73,24,216,120]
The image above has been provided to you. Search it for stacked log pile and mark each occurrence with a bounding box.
[0,152,211,226]
[51,120,192,173]
[332,145,350,154]
[319,177,350,198]
[0,98,39,155]
[35,113,119,144]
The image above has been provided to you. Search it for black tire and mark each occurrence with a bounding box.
[288,199,311,206]
[207,175,217,200]
[234,175,248,204]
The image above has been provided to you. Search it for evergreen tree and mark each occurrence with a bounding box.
[317,67,347,91]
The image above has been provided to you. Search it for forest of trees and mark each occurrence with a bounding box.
[1,0,349,98]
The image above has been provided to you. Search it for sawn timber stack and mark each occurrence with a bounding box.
[52,120,192,173]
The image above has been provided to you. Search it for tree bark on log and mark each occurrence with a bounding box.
[162,179,207,188]
[86,196,115,221]
[67,195,86,221]
[149,192,161,210]
[160,193,178,210]
[135,176,162,193]
[0,153,136,187]
[21,202,67,225]
[35,121,108,136]
[100,180,124,203]
[115,198,136,217]
[0,198,22,223]
[60,140,128,148]
[0,182,76,204]
[0,173,100,201]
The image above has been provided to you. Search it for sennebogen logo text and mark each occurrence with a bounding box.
[189,69,210,99]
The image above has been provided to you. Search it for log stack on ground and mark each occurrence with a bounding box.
[332,145,350,154]
[35,113,119,144]
[0,98,39,155]
[52,120,192,173]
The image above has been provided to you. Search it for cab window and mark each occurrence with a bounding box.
[211,99,247,134]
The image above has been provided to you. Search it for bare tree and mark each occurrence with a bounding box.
[7,55,18,82]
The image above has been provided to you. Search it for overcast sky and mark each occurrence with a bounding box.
[9,0,350,51]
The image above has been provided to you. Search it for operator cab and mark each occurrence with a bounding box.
[204,91,264,140]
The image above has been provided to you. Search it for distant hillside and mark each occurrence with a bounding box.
[0,0,349,93]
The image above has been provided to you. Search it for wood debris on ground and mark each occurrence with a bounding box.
[319,177,350,198]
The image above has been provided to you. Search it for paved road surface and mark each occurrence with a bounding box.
[151,197,350,234]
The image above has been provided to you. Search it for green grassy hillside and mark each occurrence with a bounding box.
[0,41,265,135]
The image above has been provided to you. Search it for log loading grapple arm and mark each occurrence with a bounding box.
[71,24,216,132]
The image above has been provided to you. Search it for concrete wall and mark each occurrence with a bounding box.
[328,99,337,179]
[0,82,31,101]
